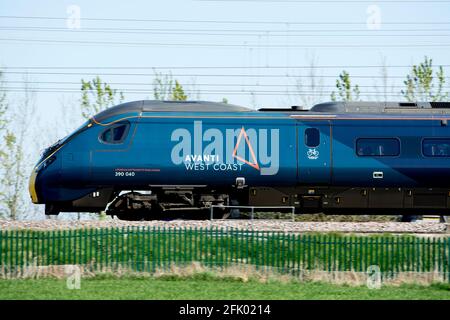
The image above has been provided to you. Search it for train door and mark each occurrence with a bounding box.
[297,122,332,185]
[90,120,138,184]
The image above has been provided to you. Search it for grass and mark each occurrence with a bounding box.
[0,273,449,300]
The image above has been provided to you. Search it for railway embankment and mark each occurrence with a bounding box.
[0,219,448,234]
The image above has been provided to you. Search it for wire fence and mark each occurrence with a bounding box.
[0,227,449,280]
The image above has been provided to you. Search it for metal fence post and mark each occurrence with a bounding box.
[69,229,73,266]
[19,231,23,269]
[447,237,450,283]
[205,227,209,267]
[428,237,432,274]
[51,230,56,264]
[3,230,7,269]
[156,226,161,271]
[0,230,3,269]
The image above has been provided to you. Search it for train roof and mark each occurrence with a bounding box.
[311,101,450,114]
[94,100,253,121]
[93,100,450,123]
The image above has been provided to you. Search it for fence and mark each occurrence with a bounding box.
[0,227,449,280]
[210,205,295,221]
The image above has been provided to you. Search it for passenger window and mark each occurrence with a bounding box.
[423,139,450,157]
[100,122,130,144]
[305,128,320,147]
[356,138,400,157]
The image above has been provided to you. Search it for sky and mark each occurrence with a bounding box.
[0,0,449,131]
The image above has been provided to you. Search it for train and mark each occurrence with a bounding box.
[29,100,450,221]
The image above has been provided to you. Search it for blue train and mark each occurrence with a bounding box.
[29,100,450,220]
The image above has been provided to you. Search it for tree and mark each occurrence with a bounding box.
[80,76,124,119]
[0,75,35,220]
[0,131,22,220]
[152,71,189,101]
[289,56,325,109]
[372,55,396,102]
[171,80,187,101]
[0,73,7,131]
[331,71,360,102]
[0,71,14,219]
[401,56,448,102]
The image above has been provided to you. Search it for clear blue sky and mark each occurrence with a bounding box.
[0,0,449,125]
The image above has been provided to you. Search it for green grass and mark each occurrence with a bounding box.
[0,275,448,300]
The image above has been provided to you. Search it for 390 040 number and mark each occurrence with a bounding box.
[115,171,135,177]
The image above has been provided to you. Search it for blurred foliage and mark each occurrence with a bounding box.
[80,76,124,119]
[402,56,448,102]
[152,72,188,101]
[331,71,361,102]
[170,80,187,101]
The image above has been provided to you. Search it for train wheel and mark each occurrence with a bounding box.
[208,205,229,219]
[221,211,231,219]
[401,215,421,222]
[229,199,241,219]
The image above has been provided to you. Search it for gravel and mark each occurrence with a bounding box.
[0,219,448,234]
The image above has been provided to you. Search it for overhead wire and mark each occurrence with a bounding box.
[1,38,448,49]
[2,71,450,79]
[3,65,450,69]
[0,81,422,88]
[1,26,450,37]
[0,15,446,100]
[1,15,450,25]
[1,88,408,97]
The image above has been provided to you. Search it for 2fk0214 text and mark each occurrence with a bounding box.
[178,304,271,317]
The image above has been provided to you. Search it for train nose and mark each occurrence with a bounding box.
[29,168,39,203]
[29,154,57,204]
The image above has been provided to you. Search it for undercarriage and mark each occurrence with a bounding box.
[105,188,230,220]
[44,186,450,221]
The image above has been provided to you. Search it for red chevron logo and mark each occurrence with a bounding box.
[232,127,260,171]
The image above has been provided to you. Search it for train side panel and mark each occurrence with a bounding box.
[331,119,450,187]
[114,114,298,187]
